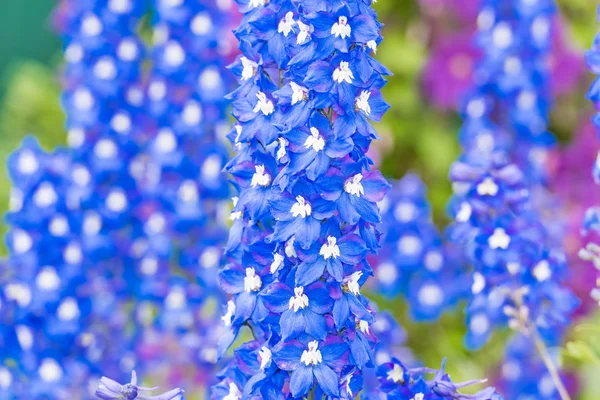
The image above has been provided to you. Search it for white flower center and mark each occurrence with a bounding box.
[244,268,262,292]
[57,297,80,321]
[223,382,242,400]
[230,197,243,221]
[240,57,258,81]
[297,20,312,45]
[533,260,552,282]
[488,228,511,250]
[344,271,363,295]
[418,284,444,306]
[367,40,377,53]
[285,237,297,258]
[320,236,340,260]
[411,393,425,400]
[251,165,271,188]
[221,300,236,327]
[278,12,296,37]
[387,364,404,383]
[270,253,284,274]
[253,91,275,116]
[39,359,63,383]
[331,16,351,39]
[36,267,61,291]
[304,127,325,152]
[290,196,312,218]
[344,174,364,197]
[249,0,268,8]
[289,286,309,312]
[300,341,322,366]
[259,346,272,370]
[472,272,486,294]
[456,202,472,222]
[355,90,371,115]
[477,177,498,196]
[290,82,308,105]
[358,320,370,334]
[277,137,288,160]
[333,61,354,84]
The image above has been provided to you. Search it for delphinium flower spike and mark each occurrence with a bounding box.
[1,0,149,395]
[371,173,469,322]
[213,0,393,398]
[447,1,578,399]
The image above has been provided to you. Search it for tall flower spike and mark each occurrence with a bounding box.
[448,1,577,399]
[215,0,393,398]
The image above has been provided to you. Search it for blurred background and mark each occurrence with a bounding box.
[1,0,600,398]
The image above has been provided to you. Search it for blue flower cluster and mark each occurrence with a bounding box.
[213,0,397,398]
[372,173,469,321]
[373,358,501,400]
[447,0,578,351]
[0,0,237,396]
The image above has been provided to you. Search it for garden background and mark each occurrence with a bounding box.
[1,0,600,398]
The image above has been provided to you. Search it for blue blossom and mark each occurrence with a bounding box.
[96,370,184,399]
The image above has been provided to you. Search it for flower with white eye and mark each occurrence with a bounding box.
[221,300,236,327]
[244,268,262,292]
[304,127,325,152]
[333,61,354,84]
[270,253,284,274]
[278,12,296,37]
[319,236,340,260]
[344,271,363,295]
[477,177,498,196]
[344,174,364,197]
[253,92,274,116]
[251,165,271,188]
[290,82,308,105]
[290,196,312,218]
[355,91,371,115]
[288,287,309,312]
[387,364,404,383]
[300,341,323,366]
[258,346,272,370]
[331,16,351,39]
[240,57,258,81]
[297,20,313,45]
[277,137,288,160]
[488,228,510,250]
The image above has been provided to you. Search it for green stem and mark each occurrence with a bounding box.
[530,326,572,400]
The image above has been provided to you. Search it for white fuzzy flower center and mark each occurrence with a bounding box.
[277,137,288,160]
[533,260,552,282]
[300,341,322,366]
[387,364,404,383]
[270,253,284,274]
[488,228,510,249]
[278,12,296,37]
[320,236,340,260]
[297,20,312,45]
[223,382,242,400]
[305,127,325,152]
[333,61,354,84]
[251,165,271,188]
[230,197,243,221]
[358,320,370,334]
[240,57,258,81]
[221,300,236,327]
[290,82,308,105]
[253,91,275,116]
[290,196,312,218]
[285,237,297,258]
[248,0,268,9]
[355,90,371,115]
[344,271,363,295]
[477,177,498,196]
[344,174,364,197]
[289,286,309,312]
[331,16,351,39]
[259,346,272,370]
[244,268,262,292]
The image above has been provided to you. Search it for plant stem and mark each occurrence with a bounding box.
[530,326,572,400]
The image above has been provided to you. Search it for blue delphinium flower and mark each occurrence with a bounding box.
[374,358,501,400]
[96,370,184,399]
[447,1,577,398]
[371,173,470,322]
[447,0,577,348]
[213,0,395,398]
[1,0,238,396]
